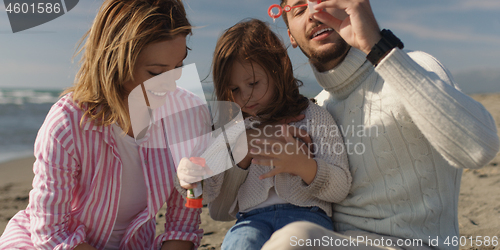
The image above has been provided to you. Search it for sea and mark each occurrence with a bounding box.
[0,89,61,163]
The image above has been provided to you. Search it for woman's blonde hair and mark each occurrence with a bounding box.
[63,0,191,132]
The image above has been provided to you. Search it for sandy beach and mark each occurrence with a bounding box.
[1,93,499,250]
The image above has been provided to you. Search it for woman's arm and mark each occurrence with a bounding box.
[154,183,203,249]
[29,105,88,249]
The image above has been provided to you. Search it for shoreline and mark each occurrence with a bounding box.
[0,151,34,165]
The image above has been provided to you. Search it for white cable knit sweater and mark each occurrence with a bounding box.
[206,47,499,250]
[312,48,499,250]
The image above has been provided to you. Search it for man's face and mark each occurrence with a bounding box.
[285,0,350,71]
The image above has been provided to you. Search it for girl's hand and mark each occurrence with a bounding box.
[312,0,381,55]
[240,123,313,169]
[177,157,213,189]
[250,125,318,185]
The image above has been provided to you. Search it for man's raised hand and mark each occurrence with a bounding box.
[312,0,381,55]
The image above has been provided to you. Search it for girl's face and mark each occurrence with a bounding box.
[229,60,275,116]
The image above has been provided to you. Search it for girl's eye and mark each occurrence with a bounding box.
[148,71,160,76]
[249,81,258,87]
[231,87,239,92]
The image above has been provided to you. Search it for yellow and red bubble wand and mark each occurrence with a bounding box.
[185,157,205,209]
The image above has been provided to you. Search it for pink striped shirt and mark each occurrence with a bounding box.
[0,89,206,250]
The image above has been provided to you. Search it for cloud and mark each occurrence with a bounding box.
[0,61,69,75]
[388,0,500,21]
[67,0,101,16]
[0,4,10,29]
[387,22,500,44]
[191,27,223,39]
[0,60,77,89]
[187,11,234,26]
[425,0,500,12]
[185,0,269,10]
[457,0,500,11]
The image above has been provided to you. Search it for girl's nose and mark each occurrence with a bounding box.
[241,90,251,101]
[241,89,252,100]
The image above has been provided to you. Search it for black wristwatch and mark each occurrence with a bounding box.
[366,29,404,66]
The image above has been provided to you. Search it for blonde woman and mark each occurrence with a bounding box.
[0,0,202,249]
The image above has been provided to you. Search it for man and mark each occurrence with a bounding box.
[260,0,500,249]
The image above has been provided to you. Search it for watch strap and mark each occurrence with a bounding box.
[366,29,404,66]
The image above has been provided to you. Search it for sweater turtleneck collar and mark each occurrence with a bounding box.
[311,47,373,101]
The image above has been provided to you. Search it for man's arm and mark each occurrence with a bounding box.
[312,0,499,168]
[376,48,499,169]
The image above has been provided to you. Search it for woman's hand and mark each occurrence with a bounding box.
[176,157,213,189]
[250,125,318,185]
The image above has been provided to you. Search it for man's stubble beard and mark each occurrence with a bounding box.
[298,37,350,72]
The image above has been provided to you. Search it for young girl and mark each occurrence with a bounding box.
[179,19,351,250]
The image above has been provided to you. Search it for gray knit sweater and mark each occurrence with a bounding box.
[203,101,351,217]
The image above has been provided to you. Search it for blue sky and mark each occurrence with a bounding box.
[1,0,500,93]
